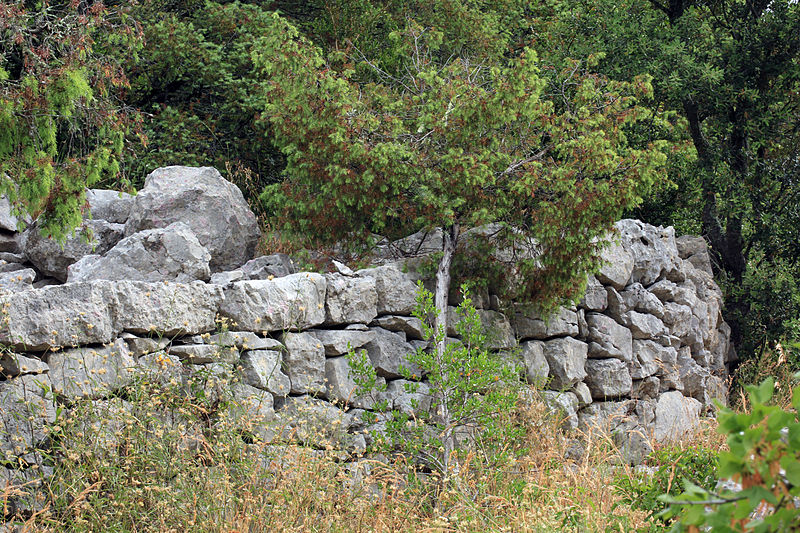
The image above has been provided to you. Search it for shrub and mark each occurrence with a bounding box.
[658,377,800,531]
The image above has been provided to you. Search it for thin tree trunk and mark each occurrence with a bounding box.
[433,223,459,477]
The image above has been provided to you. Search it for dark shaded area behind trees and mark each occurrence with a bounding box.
[1,0,798,380]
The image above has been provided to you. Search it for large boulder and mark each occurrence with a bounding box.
[219,273,327,333]
[124,166,260,272]
[67,222,211,283]
[652,390,702,442]
[21,219,125,281]
[239,349,291,397]
[324,273,378,325]
[0,282,118,350]
[241,253,296,280]
[363,327,421,379]
[596,238,634,290]
[615,219,684,286]
[520,340,549,385]
[282,332,326,395]
[542,337,588,389]
[512,306,579,340]
[357,264,419,316]
[309,329,376,356]
[86,189,134,224]
[585,312,633,362]
[584,358,632,399]
[109,281,222,336]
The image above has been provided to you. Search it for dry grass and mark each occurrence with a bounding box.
[0,372,732,533]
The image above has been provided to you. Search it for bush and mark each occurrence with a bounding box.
[658,377,800,531]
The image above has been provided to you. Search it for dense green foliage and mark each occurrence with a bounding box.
[659,377,800,531]
[528,0,800,356]
[0,1,142,240]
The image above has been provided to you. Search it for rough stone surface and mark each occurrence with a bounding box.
[324,356,385,409]
[239,349,291,397]
[68,222,211,283]
[219,273,327,333]
[48,339,135,399]
[0,196,24,232]
[110,281,222,336]
[586,312,633,362]
[542,390,580,430]
[630,339,667,379]
[124,166,260,272]
[625,311,668,340]
[371,315,426,340]
[653,390,702,442]
[512,306,579,340]
[584,358,632,399]
[169,344,239,364]
[0,374,56,458]
[324,273,378,325]
[616,219,684,285]
[448,307,515,350]
[309,329,375,356]
[357,264,418,315]
[520,340,549,385]
[542,337,588,389]
[87,189,134,224]
[0,352,48,377]
[385,379,431,416]
[363,327,421,379]
[0,282,117,350]
[580,275,608,311]
[0,267,35,293]
[282,332,326,395]
[241,253,296,280]
[21,219,125,281]
[597,238,634,289]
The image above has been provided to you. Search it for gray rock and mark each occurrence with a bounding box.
[86,189,134,223]
[21,219,125,281]
[110,281,222,336]
[122,334,170,357]
[282,332,326,395]
[0,267,35,293]
[0,352,48,377]
[630,339,667,379]
[0,375,56,457]
[653,390,701,442]
[626,311,668,339]
[448,307,515,350]
[169,344,239,364]
[324,273,378,325]
[542,337,588,389]
[572,381,593,407]
[228,383,276,439]
[210,270,245,285]
[580,275,608,311]
[219,273,327,333]
[385,379,431,416]
[631,376,660,400]
[578,400,636,434]
[324,356,385,409]
[309,329,375,356]
[520,340,549,385]
[0,282,117,350]
[371,315,426,340]
[0,231,20,253]
[616,219,683,286]
[48,339,135,399]
[0,196,25,232]
[67,222,211,283]
[675,235,707,259]
[584,358,632,399]
[357,264,419,315]
[512,306,579,340]
[596,238,634,290]
[124,166,260,272]
[363,327,421,379]
[241,253,296,280]
[206,331,283,351]
[585,312,633,362]
[239,349,291,397]
[542,390,579,430]
[279,395,355,450]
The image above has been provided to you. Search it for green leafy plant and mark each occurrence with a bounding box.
[349,284,523,478]
[614,445,718,530]
[658,377,800,531]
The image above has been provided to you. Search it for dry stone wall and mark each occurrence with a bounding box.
[0,166,732,477]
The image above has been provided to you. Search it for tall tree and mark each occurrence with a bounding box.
[530,0,800,353]
[252,13,667,384]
